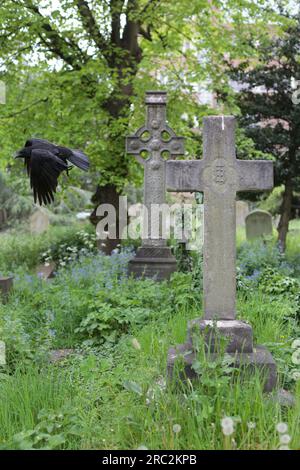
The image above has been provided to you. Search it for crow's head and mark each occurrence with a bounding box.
[14,147,31,159]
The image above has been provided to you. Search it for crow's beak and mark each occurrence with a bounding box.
[14,151,22,159]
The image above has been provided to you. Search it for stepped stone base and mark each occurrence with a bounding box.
[128,246,177,281]
[188,319,254,353]
[167,318,277,392]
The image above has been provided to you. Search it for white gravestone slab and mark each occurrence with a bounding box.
[30,208,50,234]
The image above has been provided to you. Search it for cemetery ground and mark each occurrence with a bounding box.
[0,222,300,450]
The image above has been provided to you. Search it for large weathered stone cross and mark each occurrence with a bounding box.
[126,91,184,246]
[166,116,273,319]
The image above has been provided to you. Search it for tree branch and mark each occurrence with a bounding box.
[75,0,110,59]
[21,0,86,69]
[110,0,125,46]
[0,97,48,119]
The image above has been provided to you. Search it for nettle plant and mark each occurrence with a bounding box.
[75,279,171,346]
[41,230,97,268]
[12,408,82,450]
[257,267,299,296]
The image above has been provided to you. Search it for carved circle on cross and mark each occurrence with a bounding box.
[171,142,181,152]
[149,161,161,170]
[130,141,140,151]
[151,119,161,129]
[149,139,161,151]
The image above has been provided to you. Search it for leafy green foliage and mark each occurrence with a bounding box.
[258,267,299,296]
[227,9,300,248]
[0,223,93,273]
[0,233,299,449]
[41,229,97,268]
[0,0,285,194]
[75,278,172,346]
[12,408,82,450]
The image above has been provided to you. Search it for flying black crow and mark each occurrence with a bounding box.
[15,138,89,205]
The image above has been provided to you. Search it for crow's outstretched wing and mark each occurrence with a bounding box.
[29,149,67,205]
[25,138,59,153]
[68,149,90,171]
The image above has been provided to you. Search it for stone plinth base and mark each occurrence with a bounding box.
[128,246,177,281]
[167,318,277,392]
[188,319,253,353]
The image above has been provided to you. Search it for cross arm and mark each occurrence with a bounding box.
[126,125,148,156]
[237,160,273,192]
[166,160,205,192]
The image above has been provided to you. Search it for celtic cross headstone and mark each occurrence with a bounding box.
[126,91,184,280]
[166,116,277,391]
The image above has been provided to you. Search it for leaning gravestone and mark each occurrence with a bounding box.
[245,209,273,240]
[236,200,249,227]
[36,262,56,281]
[166,115,277,391]
[30,207,50,235]
[126,91,185,280]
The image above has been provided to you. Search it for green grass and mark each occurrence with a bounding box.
[0,222,92,273]
[0,365,76,449]
[1,278,299,449]
[0,226,300,449]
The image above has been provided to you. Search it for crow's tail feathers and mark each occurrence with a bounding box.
[69,149,90,171]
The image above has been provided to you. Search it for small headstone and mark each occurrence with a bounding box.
[0,276,13,303]
[236,200,249,227]
[36,262,56,280]
[30,208,50,234]
[245,209,273,240]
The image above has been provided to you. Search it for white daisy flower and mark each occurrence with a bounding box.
[247,422,256,430]
[280,434,291,445]
[291,370,300,381]
[276,422,288,434]
[173,424,181,434]
[291,339,300,349]
[222,425,234,436]
[221,417,234,428]
[291,349,300,365]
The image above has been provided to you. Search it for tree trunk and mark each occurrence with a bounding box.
[90,183,122,255]
[89,10,142,254]
[277,179,293,252]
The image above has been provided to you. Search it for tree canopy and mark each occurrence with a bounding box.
[228,7,300,249]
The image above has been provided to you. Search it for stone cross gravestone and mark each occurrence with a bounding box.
[166,115,277,391]
[245,209,273,240]
[126,91,185,280]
